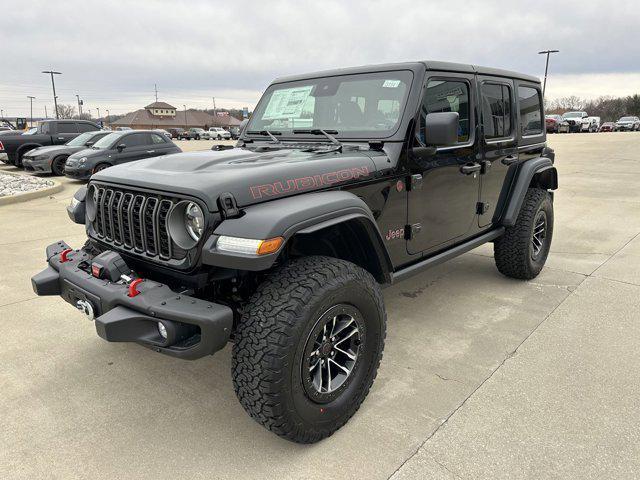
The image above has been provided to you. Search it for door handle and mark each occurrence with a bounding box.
[460,163,482,175]
[57,137,65,141]
[502,155,518,165]
[146,150,155,154]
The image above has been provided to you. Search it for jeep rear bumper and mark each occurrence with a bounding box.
[31,241,233,360]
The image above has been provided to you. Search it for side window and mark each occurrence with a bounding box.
[57,122,78,134]
[481,83,512,139]
[150,133,166,144]
[421,79,471,144]
[518,86,543,136]
[121,133,146,147]
[77,123,97,133]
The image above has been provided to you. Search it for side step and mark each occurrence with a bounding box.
[391,228,505,284]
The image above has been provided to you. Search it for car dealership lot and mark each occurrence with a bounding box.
[1,133,639,479]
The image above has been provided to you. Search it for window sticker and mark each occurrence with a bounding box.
[382,80,401,88]
[263,86,314,120]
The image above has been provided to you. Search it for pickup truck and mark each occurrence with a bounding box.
[0,119,100,167]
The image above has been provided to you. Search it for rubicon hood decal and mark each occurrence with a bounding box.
[250,166,371,199]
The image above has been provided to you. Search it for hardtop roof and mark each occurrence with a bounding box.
[272,60,540,85]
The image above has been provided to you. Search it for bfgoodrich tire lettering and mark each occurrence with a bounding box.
[232,256,386,443]
[494,187,553,279]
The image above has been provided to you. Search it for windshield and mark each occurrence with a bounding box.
[563,112,584,118]
[92,132,122,149]
[619,117,635,121]
[66,132,95,146]
[246,70,413,139]
[22,127,38,135]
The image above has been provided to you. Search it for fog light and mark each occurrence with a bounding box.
[158,322,168,339]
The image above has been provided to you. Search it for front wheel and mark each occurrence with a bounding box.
[93,163,111,174]
[51,155,68,176]
[494,188,553,279]
[232,256,386,443]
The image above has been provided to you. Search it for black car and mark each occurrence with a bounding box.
[0,119,100,167]
[33,61,557,443]
[22,130,111,175]
[64,130,181,180]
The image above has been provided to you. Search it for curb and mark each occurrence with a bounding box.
[0,171,64,206]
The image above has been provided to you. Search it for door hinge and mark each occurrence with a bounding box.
[405,223,422,239]
[480,160,492,174]
[409,174,423,191]
[476,202,490,215]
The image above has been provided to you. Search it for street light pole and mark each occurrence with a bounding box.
[538,50,559,98]
[27,96,35,126]
[96,107,100,120]
[183,105,187,129]
[106,109,110,127]
[42,70,62,119]
[76,94,82,116]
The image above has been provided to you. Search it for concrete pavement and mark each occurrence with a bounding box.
[1,133,639,479]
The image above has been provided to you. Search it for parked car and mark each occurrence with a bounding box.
[22,130,111,175]
[177,129,196,140]
[581,116,600,133]
[545,114,569,133]
[167,128,184,139]
[154,129,172,139]
[36,61,558,443]
[115,127,132,131]
[599,122,616,132]
[64,130,181,180]
[0,119,100,167]
[188,127,207,140]
[228,126,241,139]
[615,116,640,131]
[208,127,231,140]
[562,111,588,133]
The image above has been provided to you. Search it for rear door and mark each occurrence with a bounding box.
[148,132,173,155]
[477,77,518,227]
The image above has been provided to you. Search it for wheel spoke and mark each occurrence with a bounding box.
[326,360,332,392]
[328,358,350,375]
[334,326,358,346]
[334,345,356,360]
[331,317,354,337]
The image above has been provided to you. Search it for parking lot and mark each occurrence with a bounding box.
[1,133,639,479]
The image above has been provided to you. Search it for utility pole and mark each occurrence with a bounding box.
[27,96,35,126]
[538,50,559,97]
[106,109,110,127]
[1,109,3,119]
[96,107,100,120]
[183,105,187,129]
[154,84,159,102]
[45,105,48,118]
[42,70,62,119]
[76,94,83,116]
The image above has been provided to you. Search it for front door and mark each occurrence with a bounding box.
[477,78,518,227]
[407,74,481,254]
[113,132,151,165]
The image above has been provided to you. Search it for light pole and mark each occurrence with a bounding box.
[538,50,559,98]
[106,109,110,127]
[96,107,100,120]
[183,105,187,129]
[27,96,35,126]
[76,94,83,116]
[42,70,62,119]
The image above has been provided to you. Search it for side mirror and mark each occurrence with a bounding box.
[116,143,126,152]
[423,112,459,147]
[85,141,94,147]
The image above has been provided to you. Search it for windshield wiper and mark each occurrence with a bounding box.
[292,129,341,147]
[246,130,281,143]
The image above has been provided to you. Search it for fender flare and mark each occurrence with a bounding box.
[201,190,393,281]
[502,157,558,227]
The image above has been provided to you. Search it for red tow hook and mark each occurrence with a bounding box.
[128,278,144,297]
[60,248,73,263]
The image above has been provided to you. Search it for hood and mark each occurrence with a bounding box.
[24,145,79,157]
[67,147,104,161]
[91,146,379,211]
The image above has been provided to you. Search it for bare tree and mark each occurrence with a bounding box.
[56,104,76,119]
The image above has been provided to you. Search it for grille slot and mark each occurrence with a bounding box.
[90,184,189,262]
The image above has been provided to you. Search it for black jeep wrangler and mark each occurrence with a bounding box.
[32,61,557,443]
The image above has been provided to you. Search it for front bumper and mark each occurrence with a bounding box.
[22,157,52,173]
[64,164,92,180]
[31,241,233,360]
[0,153,8,163]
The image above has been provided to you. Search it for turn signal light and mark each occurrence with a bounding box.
[216,235,284,256]
[257,237,284,255]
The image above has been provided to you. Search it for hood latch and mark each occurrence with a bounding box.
[218,192,241,219]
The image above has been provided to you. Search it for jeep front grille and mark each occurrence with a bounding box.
[90,185,186,261]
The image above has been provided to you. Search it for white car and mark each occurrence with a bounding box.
[208,127,231,140]
[581,116,600,133]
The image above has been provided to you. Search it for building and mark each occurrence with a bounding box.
[111,102,242,130]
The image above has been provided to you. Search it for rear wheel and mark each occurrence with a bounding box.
[232,256,386,443]
[51,155,68,176]
[494,188,553,280]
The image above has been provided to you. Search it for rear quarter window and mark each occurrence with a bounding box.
[518,86,543,137]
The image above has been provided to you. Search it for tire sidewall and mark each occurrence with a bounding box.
[51,155,67,176]
[527,192,553,275]
[286,275,384,429]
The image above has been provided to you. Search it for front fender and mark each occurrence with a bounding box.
[201,191,391,277]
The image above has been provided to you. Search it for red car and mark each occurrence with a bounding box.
[545,115,570,133]
[599,122,615,132]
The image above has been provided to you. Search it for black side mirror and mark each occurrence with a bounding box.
[423,112,459,147]
[85,141,94,147]
[116,143,126,152]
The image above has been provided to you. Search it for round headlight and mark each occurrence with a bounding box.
[184,202,204,241]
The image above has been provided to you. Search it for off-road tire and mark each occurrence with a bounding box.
[494,188,553,280]
[51,155,68,176]
[232,256,386,443]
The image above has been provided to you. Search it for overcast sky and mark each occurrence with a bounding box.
[1,0,639,117]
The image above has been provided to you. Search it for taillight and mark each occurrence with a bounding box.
[0,141,4,151]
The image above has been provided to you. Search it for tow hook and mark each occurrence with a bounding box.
[76,299,95,321]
